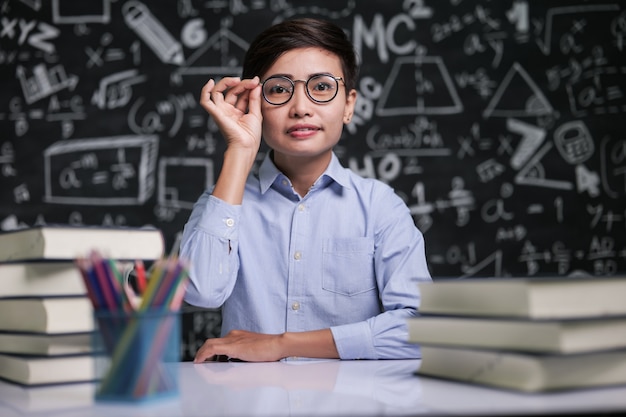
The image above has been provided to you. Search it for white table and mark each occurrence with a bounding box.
[1,359,626,416]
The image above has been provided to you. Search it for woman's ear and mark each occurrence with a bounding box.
[343,89,357,124]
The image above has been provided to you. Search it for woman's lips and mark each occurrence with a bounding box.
[287,124,321,138]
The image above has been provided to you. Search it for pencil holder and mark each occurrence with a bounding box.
[93,309,180,403]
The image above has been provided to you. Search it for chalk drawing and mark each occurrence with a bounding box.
[123,1,184,65]
[52,0,111,24]
[157,157,214,210]
[537,4,620,55]
[43,135,158,205]
[514,142,574,190]
[507,118,546,170]
[553,120,594,165]
[482,62,553,118]
[172,18,248,83]
[16,64,78,104]
[376,56,463,116]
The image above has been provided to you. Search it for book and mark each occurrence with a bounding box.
[0,353,96,386]
[0,262,86,298]
[0,225,165,262]
[416,345,626,392]
[408,315,626,354]
[0,332,92,356]
[0,297,94,334]
[0,379,94,412]
[417,276,626,319]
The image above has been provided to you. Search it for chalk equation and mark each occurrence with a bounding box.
[43,135,158,205]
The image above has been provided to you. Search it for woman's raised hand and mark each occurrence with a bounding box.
[200,76,263,152]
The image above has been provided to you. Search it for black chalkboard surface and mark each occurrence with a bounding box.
[2,1,625,359]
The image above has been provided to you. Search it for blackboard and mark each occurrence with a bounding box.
[2,1,625,360]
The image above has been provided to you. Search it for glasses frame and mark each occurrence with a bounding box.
[261,74,345,106]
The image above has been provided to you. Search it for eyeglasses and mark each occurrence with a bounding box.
[261,74,344,105]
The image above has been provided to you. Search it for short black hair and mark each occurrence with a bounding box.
[242,18,359,91]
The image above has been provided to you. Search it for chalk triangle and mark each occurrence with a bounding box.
[483,62,553,118]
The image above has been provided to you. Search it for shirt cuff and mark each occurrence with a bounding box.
[330,321,377,360]
[198,195,242,240]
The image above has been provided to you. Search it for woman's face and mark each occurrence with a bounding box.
[260,47,357,165]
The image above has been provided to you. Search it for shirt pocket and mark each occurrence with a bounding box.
[322,237,376,296]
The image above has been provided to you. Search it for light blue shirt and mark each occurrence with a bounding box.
[180,152,432,359]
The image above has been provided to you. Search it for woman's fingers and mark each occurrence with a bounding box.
[198,76,263,148]
[200,77,238,110]
[225,77,260,111]
[200,76,261,113]
[193,330,282,363]
[194,335,236,363]
[199,78,216,111]
[232,77,260,113]
[246,81,262,119]
[212,76,248,107]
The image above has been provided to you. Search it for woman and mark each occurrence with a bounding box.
[180,17,431,362]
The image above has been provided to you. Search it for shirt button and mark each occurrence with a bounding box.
[282,179,289,186]
[294,251,302,260]
[225,218,235,227]
[291,302,300,311]
[297,204,305,212]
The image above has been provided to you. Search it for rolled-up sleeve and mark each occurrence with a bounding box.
[180,193,242,308]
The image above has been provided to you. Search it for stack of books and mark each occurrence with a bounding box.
[0,225,165,387]
[408,276,626,392]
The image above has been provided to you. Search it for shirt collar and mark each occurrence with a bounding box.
[258,152,352,194]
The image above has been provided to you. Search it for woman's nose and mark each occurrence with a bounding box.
[289,81,313,117]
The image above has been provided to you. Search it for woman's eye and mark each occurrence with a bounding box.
[270,85,290,94]
[313,82,332,91]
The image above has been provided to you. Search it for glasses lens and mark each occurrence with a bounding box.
[307,75,339,103]
[263,77,294,105]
